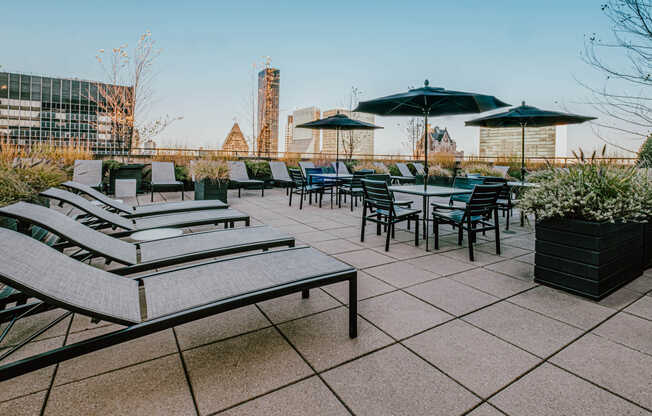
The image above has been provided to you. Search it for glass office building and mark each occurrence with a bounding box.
[0,71,133,152]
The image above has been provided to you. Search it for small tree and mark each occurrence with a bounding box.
[401,117,424,158]
[94,31,180,153]
[580,0,652,153]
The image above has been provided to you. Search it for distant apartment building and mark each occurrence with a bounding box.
[415,126,463,158]
[478,126,560,158]
[321,109,375,157]
[284,114,293,152]
[221,122,249,156]
[0,71,133,152]
[256,67,280,155]
[287,107,320,156]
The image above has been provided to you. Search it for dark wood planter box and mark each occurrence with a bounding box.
[195,180,228,203]
[534,219,645,300]
[109,164,145,194]
[644,222,652,269]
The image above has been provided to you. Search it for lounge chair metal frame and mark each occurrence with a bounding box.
[62,181,227,217]
[0,239,357,382]
[40,188,250,237]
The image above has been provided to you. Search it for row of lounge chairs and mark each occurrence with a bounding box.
[0,181,359,381]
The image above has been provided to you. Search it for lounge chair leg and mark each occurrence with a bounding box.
[301,289,310,299]
[289,190,293,206]
[407,219,410,230]
[319,191,323,208]
[414,216,419,247]
[181,190,184,201]
[261,185,264,197]
[238,188,241,198]
[349,276,357,338]
[151,191,154,202]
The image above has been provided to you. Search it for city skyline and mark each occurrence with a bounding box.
[0,1,644,157]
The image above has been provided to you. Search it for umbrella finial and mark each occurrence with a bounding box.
[521,101,526,106]
[424,79,429,87]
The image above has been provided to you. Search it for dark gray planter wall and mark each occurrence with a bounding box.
[535,219,644,300]
[195,180,228,203]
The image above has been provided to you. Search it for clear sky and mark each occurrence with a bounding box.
[1,0,642,156]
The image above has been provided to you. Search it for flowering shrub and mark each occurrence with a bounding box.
[520,156,651,223]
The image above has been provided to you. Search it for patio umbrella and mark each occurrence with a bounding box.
[354,80,510,190]
[465,101,596,180]
[295,113,382,183]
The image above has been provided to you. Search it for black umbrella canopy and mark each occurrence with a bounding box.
[295,113,383,130]
[464,102,596,127]
[465,102,596,181]
[354,80,510,117]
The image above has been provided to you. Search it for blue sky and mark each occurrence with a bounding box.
[2,1,642,156]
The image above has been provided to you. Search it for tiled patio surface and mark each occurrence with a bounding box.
[1,187,651,415]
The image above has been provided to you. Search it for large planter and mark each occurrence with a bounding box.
[195,180,228,203]
[109,164,145,194]
[414,175,454,186]
[534,219,645,300]
[644,222,652,269]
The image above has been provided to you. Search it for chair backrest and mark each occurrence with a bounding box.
[305,167,324,185]
[298,161,315,176]
[453,176,484,190]
[350,171,369,188]
[365,174,390,184]
[493,165,510,177]
[269,161,291,181]
[332,161,350,175]
[151,162,177,184]
[0,227,141,325]
[361,179,394,212]
[482,177,510,200]
[73,160,103,187]
[227,161,250,181]
[466,184,503,218]
[322,166,335,174]
[412,163,426,176]
[63,181,134,214]
[40,188,136,231]
[288,168,305,186]
[0,202,137,265]
[373,162,389,173]
[395,163,414,177]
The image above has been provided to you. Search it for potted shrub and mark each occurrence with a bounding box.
[520,154,651,300]
[427,165,455,186]
[190,159,230,203]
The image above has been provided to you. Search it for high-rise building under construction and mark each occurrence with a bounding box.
[256,67,280,156]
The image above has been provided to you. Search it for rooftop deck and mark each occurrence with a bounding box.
[1,187,651,415]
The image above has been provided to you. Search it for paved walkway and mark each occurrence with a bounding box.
[1,188,651,415]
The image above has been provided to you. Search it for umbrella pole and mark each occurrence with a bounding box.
[336,127,339,206]
[521,122,526,183]
[424,112,428,192]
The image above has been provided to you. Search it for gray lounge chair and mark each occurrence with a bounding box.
[227,161,265,197]
[73,160,103,190]
[0,201,294,275]
[331,161,351,175]
[298,161,315,177]
[269,161,295,195]
[151,161,185,202]
[62,181,227,217]
[412,162,426,176]
[0,227,357,381]
[373,162,389,173]
[40,188,250,236]
[394,163,417,184]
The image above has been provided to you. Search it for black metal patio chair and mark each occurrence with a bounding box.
[288,168,324,209]
[361,179,420,251]
[481,177,517,230]
[432,183,503,261]
[339,171,368,211]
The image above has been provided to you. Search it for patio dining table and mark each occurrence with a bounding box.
[388,185,473,251]
[310,173,354,209]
